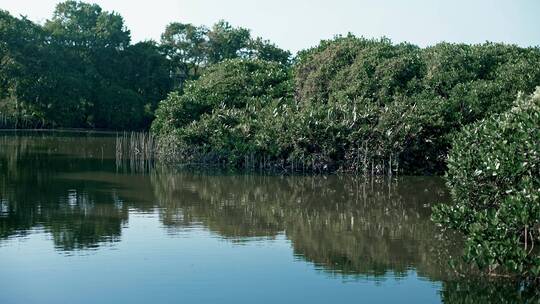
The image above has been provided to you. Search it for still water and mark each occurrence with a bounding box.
[0,131,534,303]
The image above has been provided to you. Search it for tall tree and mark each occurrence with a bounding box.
[0,10,51,125]
[206,20,251,64]
[122,41,173,127]
[160,22,207,88]
[247,37,291,65]
[160,20,290,90]
[45,1,130,50]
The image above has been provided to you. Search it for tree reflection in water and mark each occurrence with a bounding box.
[0,132,538,302]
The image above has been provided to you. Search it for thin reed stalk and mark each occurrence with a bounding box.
[115,131,156,173]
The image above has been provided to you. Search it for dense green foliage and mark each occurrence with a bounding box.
[292,36,540,174]
[0,2,171,129]
[161,20,290,89]
[0,1,289,129]
[433,90,540,280]
[152,35,540,174]
[151,59,293,165]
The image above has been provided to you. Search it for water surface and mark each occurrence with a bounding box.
[0,131,533,303]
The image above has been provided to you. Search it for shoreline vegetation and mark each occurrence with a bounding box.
[1,1,539,284]
[149,41,540,176]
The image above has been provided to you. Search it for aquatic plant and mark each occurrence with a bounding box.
[115,131,156,173]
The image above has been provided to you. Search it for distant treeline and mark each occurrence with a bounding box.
[0,1,289,129]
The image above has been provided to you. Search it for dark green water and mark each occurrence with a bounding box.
[0,131,535,303]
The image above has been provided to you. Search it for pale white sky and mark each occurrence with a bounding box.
[1,0,539,53]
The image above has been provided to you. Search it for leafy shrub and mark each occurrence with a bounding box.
[432,89,540,279]
[151,59,293,165]
[153,35,540,174]
[293,36,540,174]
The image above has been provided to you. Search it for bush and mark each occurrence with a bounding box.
[294,37,540,174]
[152,58,291,133]
[432,89,540,279]
[153,36,540,174]
[151,58,293,165]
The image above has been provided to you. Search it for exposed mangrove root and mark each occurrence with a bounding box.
[153,135,402,176]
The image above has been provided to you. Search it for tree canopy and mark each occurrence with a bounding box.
[0,2,290,129]
[160,20,291,90]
